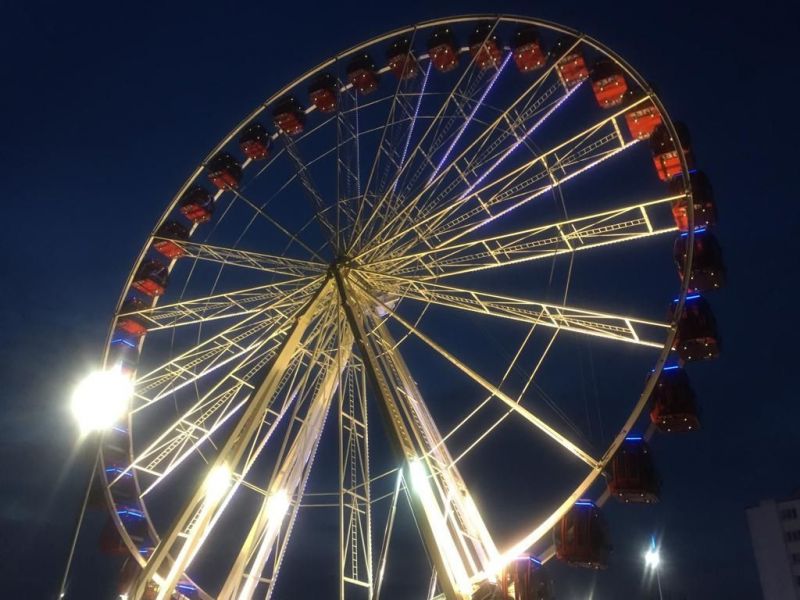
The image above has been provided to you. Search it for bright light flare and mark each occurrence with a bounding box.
[266,489,290,520]
[644,546,660,569]
[71,368,132,434]
[205,464,232,502]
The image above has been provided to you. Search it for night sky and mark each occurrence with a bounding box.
[1,1,798,598]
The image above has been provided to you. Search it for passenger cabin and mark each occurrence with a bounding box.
[590,59,627,108]
[132,260,169,297]
[238,122,271,161]
[117,297,148,337]
[468,22,503,70]
[308,73,338,113]
[511,26,546,73]
[152,220,189,260]
[105,463,137,502]
[387,37,419,80]
[206,152,242,190]
[179,185,214,224]
[650,122,693,181]
[272,96,306,136]
[673,229,726,292]
[107,339,138,378]
[502,556,553,600]
[100,507,147,555]
[552,37,589,89]
[624,89,662,140]
[668,170,718,231]
[347,53,379,95]
[554,501,611,569]
[608,437,660,503]
[650,365,700,432]
[428,26,459,73]
[472,581,511,600]
[669,294,720,361]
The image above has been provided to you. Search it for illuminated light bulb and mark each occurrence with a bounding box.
[205,464,232,502]
[267,489,291,520]
[71,367,132,434]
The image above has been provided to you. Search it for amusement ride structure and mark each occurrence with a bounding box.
[73,14,725,600]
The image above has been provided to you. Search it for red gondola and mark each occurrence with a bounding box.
[152,220,189,260]
[206,152,242,190]
[673,229,726,292]
[117,297,148,337]
[669,294,720,361]
[309,72,338,113]
[668,170,717,231]
[590,59,627,108]
[650,365,700,432]
[650,122,693,181]
[347,53,379,95]
[428,26,459,73]
[107,336,138,375]
[386,36,419,80]
[552,37,589,88]
[608,437,660,503]
[554,501,611,569]
[132,260,169,297]
[468,22,503,70]
[272,96,306,136]
[511,26,546,73]
[238,122,271,161]
[179,185,214,224]
[501,556,553,600]
[623,89,662,139]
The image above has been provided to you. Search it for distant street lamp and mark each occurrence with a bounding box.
[58,367,133,598]
[70,367,133,435]
[643,536,664,600]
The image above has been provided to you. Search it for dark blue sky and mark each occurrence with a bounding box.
[1,1,797,598]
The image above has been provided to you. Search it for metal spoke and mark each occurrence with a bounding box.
[356,270,668,348]
[368,195,680,279]
[118,278,319,332]
[356,38,584,260]
[168,240,326,277]
[359,91,647,263]
[349,279,601,470]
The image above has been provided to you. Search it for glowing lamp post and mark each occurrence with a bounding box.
[59,367,134,598]
[643,537,664,600]
[70,367,133,434]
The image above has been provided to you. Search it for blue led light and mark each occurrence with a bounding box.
[111,336,137,348]
[176,583,196,593]
[575,500,595,507]
[662,365,680,371]
[625,436,643,442]
[680,226,707,237]
[117,508,144,519]
[673,294,701,303]
[105,466,132,477]
[531,557,543,566]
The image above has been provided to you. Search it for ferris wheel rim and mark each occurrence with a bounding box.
[99,14,698,598]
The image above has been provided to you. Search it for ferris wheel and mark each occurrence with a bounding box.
[96,14,725,600]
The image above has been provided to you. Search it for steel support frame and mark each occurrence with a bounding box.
[128,278,336,600]
[334,266,493,600]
